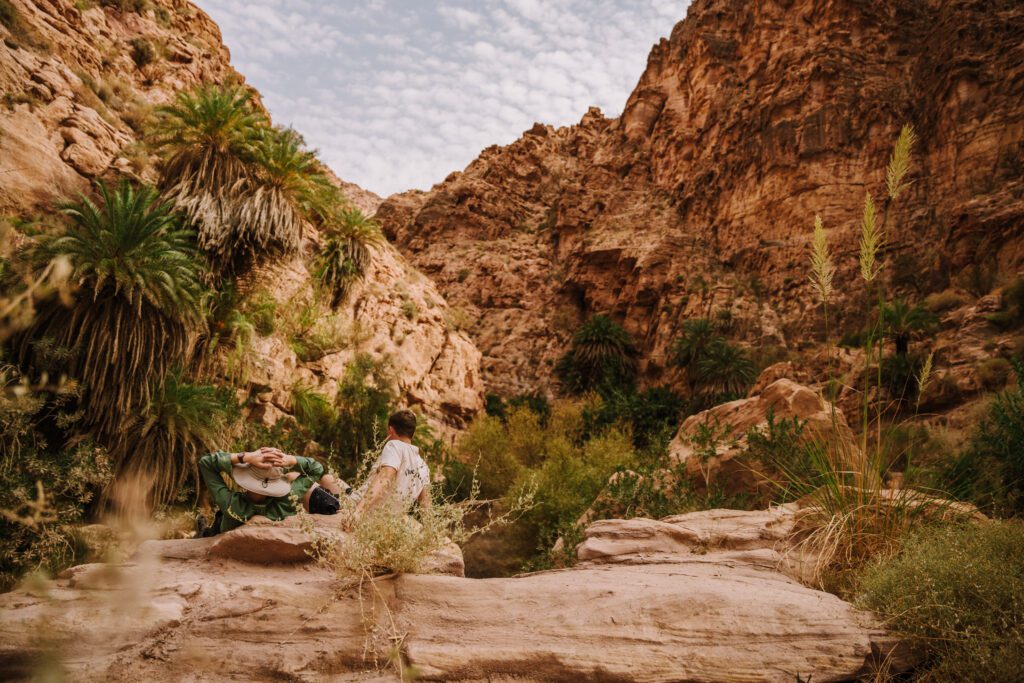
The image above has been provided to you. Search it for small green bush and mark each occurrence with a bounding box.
[924,288,966,313]
[245,291,277,336]
[582,386,685,450]
[99,0,147,13]
[988,278,1024,330]
[977,356,1012,390]
[946,371,1024,515]
[129,37,155,68]
[858,522,1024,682]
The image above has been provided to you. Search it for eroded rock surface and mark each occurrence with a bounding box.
[667,379,858,496]
[0,509,914,682]
[377,0,1024,397]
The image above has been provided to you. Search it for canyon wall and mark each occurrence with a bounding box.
[378,0,1024,397]
[0,0,483,428]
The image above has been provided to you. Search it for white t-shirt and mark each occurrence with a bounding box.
[350,440,429,508]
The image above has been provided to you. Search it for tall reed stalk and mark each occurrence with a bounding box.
[775,124,966,594]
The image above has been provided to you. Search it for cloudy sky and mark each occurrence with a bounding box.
[195,0,691,197]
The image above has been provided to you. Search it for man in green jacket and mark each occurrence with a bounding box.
[196,447,344,536]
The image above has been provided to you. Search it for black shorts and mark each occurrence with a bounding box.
[309,486,342,515]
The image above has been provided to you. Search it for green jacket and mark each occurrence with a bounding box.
[199,451,324,533]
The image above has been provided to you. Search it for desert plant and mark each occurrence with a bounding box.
[319,354,396,474]
[244,290,277,335]
[116,368,233,505]
[315,208,383,306]
[150,84,269,272]
[291,382,334,436]
[670,318,721,369]
[693,340,755,401]
[924,288,966,313]
[583,386,685,450]
[128,37,155,68]
[20,180,202,438]
[880,298,937,356]
[556,314,638,394]
[858,522,1024,682]
[946,369,1024,515]
[987,277,1024,330]
[195,282,255,383]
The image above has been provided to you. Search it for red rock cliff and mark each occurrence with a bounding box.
[377,0,1024,397]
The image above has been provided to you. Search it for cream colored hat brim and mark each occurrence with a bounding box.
[231,465,292,498]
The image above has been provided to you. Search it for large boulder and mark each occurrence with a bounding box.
[0,507,916,682]
[667,379,859,498]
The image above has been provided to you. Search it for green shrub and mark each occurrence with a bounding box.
[924,288,966,313]
[0,0,17,28]
[880,352,926,405]
[582,386,685,450]
[511,426,634,564]
[946,371,1024,515]
[99,0,147,13]
[455,413,524,499]
[858,522,1024,682]
[977,356,1013,390]
[245,290,277,335]
[745,410,808,502]
[320,354,395,475]
[988,278,1024,330]
[129,37,155,68]
[0,369,113,590]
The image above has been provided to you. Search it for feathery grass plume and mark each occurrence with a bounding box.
[808,214,835,303]
[858,192,882,282]
[885,124,917,200]
[916,351,934,410]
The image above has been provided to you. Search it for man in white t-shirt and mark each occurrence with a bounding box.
[348,409,431,517]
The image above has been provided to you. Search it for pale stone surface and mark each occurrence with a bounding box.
[0,508,914,682]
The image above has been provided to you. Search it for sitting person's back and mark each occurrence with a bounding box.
[350,410,431,517]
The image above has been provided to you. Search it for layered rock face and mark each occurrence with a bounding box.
[378,0,1024,397]
[0,0,483,427]
[0,508,914,681]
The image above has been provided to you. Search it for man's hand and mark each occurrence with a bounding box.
[259,447,297,468]
[242,450,276,470]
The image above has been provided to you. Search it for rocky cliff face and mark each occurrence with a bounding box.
[378,0,1024,397]
[0,0,483,428]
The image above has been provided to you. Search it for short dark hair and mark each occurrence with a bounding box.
[388,409,417,438]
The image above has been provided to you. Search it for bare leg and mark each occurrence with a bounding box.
[318,473,343,495]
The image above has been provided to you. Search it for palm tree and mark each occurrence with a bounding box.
[557,314,638,393]
[694,340,755,401]
[881,298,937,356]
[151,84,267,272]
[21,180,203,440]
[670,318,722,368]
[315,207,383,306]
[117,368,232,506]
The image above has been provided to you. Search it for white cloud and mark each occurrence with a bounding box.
[196,0,690,197]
